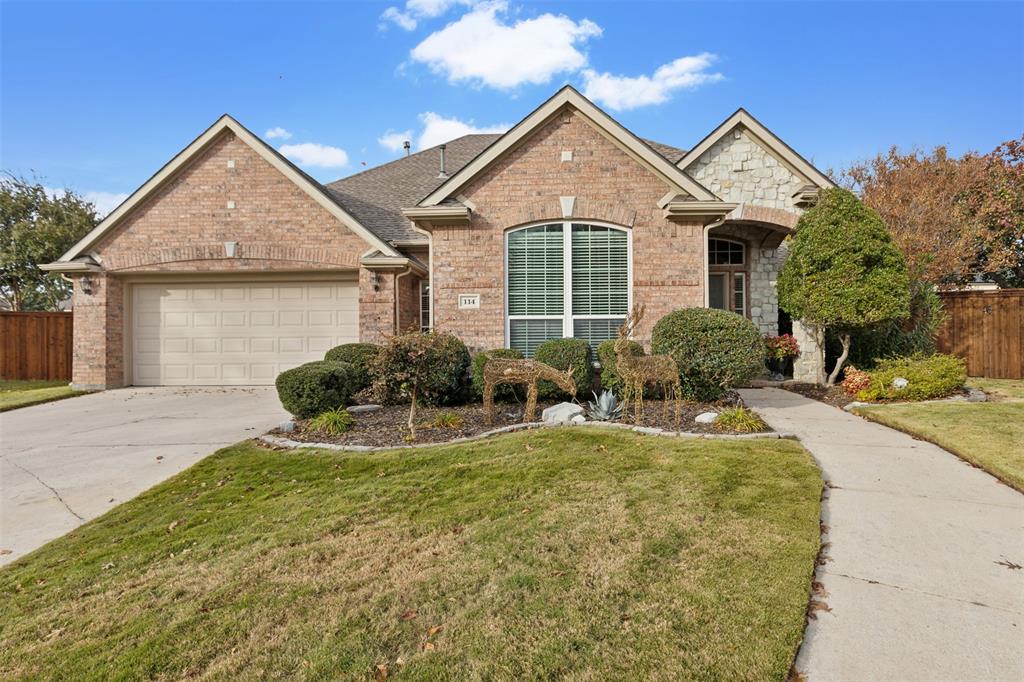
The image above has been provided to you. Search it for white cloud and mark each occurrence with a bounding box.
[381,0,470,30]
[378,129,415,153]
[264,127,293,140]
[45,186,129,217]
[410,1,602,89]
[582,53,724,111]
[278,142,350,168]
[416,112,507,149]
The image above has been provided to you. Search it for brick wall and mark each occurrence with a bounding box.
[428,107,704,351]
[75,129,387,387]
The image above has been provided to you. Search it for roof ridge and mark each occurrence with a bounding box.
[327,133,502,187]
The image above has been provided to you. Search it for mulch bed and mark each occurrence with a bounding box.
[270,394,764,448]
[782,382,857,409]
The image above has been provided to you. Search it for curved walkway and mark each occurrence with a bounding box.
[739,388,1024,681]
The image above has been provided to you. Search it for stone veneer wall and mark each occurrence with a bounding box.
[684,127,808,211]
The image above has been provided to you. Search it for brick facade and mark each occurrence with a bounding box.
[427,107,704,352]
[71,129,385,388]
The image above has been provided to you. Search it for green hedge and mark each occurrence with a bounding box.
[324,343,379,393]
[651,308,764,401]
[275,360,359,419]
[596,339,643,395]
[857,354,966,402]
[370,331,471,406]
[533,338,593,399]
[471,348,525,401]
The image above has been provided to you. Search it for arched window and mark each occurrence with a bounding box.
[707,238,747,317]
[506,222,631,356]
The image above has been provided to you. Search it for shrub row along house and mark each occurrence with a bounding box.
[44,86,834,390]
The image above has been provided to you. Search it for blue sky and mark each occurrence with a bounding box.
[2,1,1021,214]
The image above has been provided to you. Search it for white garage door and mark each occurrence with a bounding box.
[131,281,358,386]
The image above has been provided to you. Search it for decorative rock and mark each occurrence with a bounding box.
[967,389,988,403]
[632,426,663,435]
[279,420,296,433]
[843,401,869,412]
[695,412,719,424]
[570,414,587,425]
[892,377,909,389]
[348,404,382,414]
[542,402,584,425]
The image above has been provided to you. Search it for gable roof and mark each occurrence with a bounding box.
[57,115,401,263]
[419,85,718,207]
[677,108,835,189]
[326,134,499,243]
[642,138,687,164]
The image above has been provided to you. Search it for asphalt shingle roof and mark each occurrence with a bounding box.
[326,133,688,245]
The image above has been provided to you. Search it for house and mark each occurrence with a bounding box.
[44,86,834,390]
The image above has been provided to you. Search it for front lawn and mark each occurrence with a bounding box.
[856,387,1024,491]
[0,430,821,680]
[0,379,84,412]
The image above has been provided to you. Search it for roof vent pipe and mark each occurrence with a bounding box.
[437,144,448,178]
[403,140,411,156]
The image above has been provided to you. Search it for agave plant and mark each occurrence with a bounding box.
[586,389,623,422]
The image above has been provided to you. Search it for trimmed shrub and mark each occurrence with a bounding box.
[840,365,871,396]
[471,348,525,402]
[596,339,643,394]
[276,360,359,419]
[534,338,594,399]
[324,343,379,392]
[370,331,471,408]
[857,353,966,402]
[651,308,765,401]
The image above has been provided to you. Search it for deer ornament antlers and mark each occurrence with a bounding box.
[615,304,683,425]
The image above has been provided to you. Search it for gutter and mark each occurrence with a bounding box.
[703,218,726,307]
[394,266,414,334]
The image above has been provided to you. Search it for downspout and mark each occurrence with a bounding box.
[702,218,726,307]
[394,266,414,334]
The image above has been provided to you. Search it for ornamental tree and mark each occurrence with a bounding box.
[0,174,97,311]
[778,188,911,386]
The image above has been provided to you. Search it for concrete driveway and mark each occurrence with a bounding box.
[1,387,287,565]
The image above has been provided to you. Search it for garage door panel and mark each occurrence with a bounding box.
[132,281,358,386]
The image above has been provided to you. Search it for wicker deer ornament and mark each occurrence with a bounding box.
[616,304,682,425]
[483,358,577,425]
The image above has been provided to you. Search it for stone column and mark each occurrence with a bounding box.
[792,320,825,384]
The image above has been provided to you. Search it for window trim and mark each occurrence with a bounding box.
[419,279,431,331]
[504,220,633,351]
[707,236,750,318]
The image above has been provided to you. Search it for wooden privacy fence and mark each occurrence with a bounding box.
[0,312,73,381]
[936,290,1023,379]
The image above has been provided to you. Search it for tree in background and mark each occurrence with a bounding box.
[0,174,97,311]
[778,188,911,386]
[842,136,1023,288]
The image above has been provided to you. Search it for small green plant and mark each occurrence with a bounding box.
[306,407,355,436]
[586,389,623,421]
[713,407,767,433]
[431,411,464,429]
[856,353,966,402]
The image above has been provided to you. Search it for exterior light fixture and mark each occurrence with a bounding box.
[80,275,94,295]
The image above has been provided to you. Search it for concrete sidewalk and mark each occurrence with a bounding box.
[739,388,1024,682]
[1,387,287,565]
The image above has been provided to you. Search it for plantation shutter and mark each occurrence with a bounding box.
[570,224,628,350]
[508,224,564,356]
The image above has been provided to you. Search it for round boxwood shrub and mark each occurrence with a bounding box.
[275,360,359,419]
[596,338,643,395]
[370,331,471,407]
[471,348,524,401]
[324,342,379,393]
[533,338,593,399]
[651,308,765,401]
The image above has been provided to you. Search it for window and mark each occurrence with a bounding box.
[419,281,431,331]
[507,222,630,356]
[707,237,747,317]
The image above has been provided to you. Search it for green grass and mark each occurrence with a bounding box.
[0,380,85,412]
[856,384,1024,491]
[0,430,821,680]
